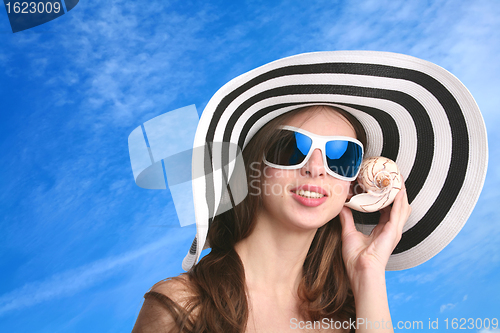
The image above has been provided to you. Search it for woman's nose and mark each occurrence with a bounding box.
[301,148,325,177]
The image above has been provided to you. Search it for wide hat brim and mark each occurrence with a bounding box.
[186,51,488,271]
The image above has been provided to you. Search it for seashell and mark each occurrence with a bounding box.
[344,156,402,212]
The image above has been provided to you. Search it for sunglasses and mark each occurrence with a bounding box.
[263,125,364,181]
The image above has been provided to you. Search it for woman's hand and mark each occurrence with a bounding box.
[339,182,411,333]
[339,182,412,280]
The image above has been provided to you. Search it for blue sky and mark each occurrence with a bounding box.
[0,0,499,332]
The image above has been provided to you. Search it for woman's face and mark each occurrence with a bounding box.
[256,107,356,232]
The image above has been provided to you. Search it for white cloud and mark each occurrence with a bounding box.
[439,294,469,313]
[391,292,412,303]
[396,272,438,284]
[440,302,456,313]
[0,230,187,316]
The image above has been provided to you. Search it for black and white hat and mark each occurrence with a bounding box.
[183,51,488,271]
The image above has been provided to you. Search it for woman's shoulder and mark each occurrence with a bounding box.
[149,274,196,303]
[131,274,197,333]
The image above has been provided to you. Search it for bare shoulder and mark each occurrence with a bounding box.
[150,274,196,305]
[131,274,197,333]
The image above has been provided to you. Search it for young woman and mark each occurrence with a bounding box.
[130,51,487,332]
[132,105,411,332]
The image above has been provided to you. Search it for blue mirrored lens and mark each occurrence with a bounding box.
[295,132,312,156]
[326,140,362,178]
[325,140,348,159]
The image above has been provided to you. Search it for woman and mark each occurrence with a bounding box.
[132,104,409,332]
[130,51,487,332]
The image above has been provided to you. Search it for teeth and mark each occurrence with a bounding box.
[296,189,325,198]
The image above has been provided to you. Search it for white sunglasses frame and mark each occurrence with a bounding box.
[262,125,364,181]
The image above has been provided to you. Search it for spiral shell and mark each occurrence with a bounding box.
[344,156,402,212]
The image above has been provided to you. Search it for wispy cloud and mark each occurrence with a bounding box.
[390,292,413,304]
[0,230,186,316]
[440,302,456,313]
[395,272,439,284]
[0,0,214,255]
[439,294,468,313]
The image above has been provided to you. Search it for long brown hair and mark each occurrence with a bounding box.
[166,105,366,332]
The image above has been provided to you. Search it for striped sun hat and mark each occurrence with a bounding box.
[182,51,488,271]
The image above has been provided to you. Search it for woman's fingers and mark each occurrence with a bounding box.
[392,182,411,232]
[397,188,411,236]
[383,184,411,247]
[379,205,391,224]
[371,182,411,246]
[339,206,357,238]
[369,205,391,238]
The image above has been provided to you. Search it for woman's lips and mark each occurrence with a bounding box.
[290,185,328,207]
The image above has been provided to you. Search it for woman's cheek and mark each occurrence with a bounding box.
[330,181,350,198]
